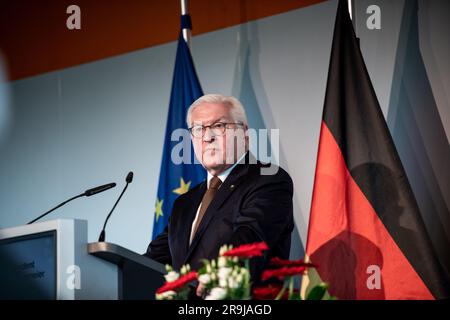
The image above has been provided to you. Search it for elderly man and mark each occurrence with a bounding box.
[146,94,294,277]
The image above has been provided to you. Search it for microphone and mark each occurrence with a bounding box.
[84,183,116,197]
[27,182,117,224]
[98,171,133,242]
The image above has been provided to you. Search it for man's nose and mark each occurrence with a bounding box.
[202,127,215,142]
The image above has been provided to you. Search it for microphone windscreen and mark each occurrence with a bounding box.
[126,171,134,183]
[85,182,116,197]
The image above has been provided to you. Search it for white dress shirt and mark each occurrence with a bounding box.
[189,152,247,244]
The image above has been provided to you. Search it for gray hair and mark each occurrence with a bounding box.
[186,94,248,128]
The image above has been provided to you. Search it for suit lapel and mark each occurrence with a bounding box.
[184,158,251,264]
[177,181,206,262]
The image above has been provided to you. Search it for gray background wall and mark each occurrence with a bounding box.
[0,0,448,273]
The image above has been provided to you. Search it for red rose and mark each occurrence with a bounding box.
[253,285,286,300]
[253,285,300,300]
[261,266,307,281]
[156,271,198,294]
[222,242,269,258]
[270,257,317,268]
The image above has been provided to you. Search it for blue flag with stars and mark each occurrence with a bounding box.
[152,16,206,240]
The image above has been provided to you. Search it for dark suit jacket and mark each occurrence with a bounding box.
[145,153,294,276]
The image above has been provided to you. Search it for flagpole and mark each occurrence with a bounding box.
[347,0,353,20]
[347,0,357,32]
[180,0,191,47]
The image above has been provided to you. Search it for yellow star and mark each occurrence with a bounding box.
[155,198,164,222]
[173,177,191,195]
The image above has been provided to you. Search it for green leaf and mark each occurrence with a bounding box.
[200,259,210,266]
[306,282,328,300]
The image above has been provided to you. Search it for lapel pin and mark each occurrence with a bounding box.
[230,185,235,189]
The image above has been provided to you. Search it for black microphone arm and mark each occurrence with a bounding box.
[27,182,117,224]
[98,171,133,242]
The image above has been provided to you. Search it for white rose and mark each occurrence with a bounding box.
[228,277,239,289]
[219,245,227,256]
[205,287,227,300]
[164,290,177,300]
[180,265,187,274]
[218,256,227,267]
[164,271,179,283]
[218,267,232,280]
[156,290,177,300]
[198,274,211,285]
[219,278,228,287]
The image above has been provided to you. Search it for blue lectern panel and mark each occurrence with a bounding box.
[0,231,56,299]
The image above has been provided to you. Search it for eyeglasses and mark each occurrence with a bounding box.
[188,122,244,138]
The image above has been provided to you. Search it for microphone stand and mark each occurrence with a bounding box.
[98,176,132,242]
[27,182,116,225]
[27,194,84,224]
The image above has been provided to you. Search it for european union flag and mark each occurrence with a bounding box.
[152,16,206,240]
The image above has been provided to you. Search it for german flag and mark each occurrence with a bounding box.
[303,0,450,299]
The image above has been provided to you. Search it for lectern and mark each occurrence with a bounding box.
[0,219,165,300]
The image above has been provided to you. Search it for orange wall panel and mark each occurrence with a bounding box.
[0,0,325,80]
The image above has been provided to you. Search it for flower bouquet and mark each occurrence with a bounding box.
[155,241,334,300]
